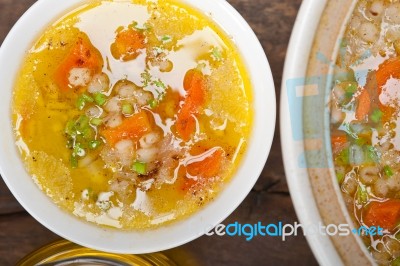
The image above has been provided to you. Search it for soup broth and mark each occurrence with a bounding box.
[12,0,252,229]
[331,0,400,264]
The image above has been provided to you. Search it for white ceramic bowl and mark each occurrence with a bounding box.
[280,1,338,264]
[0,0,275,254]
[281,0,374,265]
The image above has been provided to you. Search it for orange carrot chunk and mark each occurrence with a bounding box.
[181,177,197,192]
[176,69,206,141]
[331,135,347,154]
[187,149,224,178]
[355,89,371,121]
[364,199,400,232]
[374,57,400,121]
[376,57,400,89]
[102,111,151,146]
[55,37,102,91]
[110,28,146,61]
[176,106,196,142]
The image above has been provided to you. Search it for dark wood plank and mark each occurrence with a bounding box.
[0,213,61,266]
[0,0,317,265]
[0,179,24,215]
[0,0,37,44]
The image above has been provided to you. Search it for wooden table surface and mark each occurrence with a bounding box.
[0,0,318,265]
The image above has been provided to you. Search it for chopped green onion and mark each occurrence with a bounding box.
[346,83,357,93]
[82,94,94,103]
[371,109,383,123]
[148,99,158,109]
[65,120,76,136]
[93,93,107,106]
[357,185,368,205]
[141,71,152,87]
[384,165,394,177]
[76,94,94,110]
[365,145,380,163]
[161,35,172,43]
[90,118,103,127]
[75,115,90,131]
[89,140,101,149]
[82,127,94,140]
[336,147,349,165]
[211,47,222,61]
[132,161,147,175]
[122,103,134,115]
[345,83,357,98]
[153,79,166,89]
[70,155,78,168]
[76,97,86,111]
[73,143,86,157]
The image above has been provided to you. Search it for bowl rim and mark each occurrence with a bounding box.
[281,0,375,265]
[280,0,342,265]
[0,0,276,254]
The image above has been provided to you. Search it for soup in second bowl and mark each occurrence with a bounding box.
[12,0,252,229]
[331,0,400,264]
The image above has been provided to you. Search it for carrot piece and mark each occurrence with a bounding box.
[331,135,347,154]
[176,106,196,142]
[363,199,400,231]
[178,165,196,191]
[187,149,224,178]
[376,57,400,88]
[55,37,102,91]
[110,28,146,61]
[176,69,206,141]
[181,177,197,192]
[181,148,224,192]
[355,89,371,121]
[374,57,400,121]
[101,111,151,146]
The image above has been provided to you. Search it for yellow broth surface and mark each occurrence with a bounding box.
[12,0,252,229]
